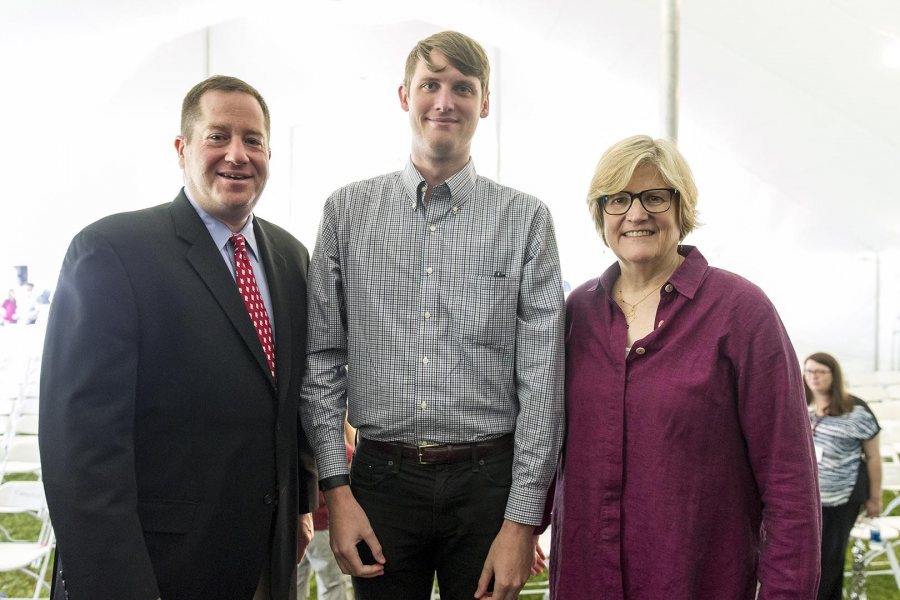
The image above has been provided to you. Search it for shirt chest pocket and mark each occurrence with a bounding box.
[451,274,520,350]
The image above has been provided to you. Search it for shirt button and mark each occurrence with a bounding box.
[424,311,431,319]
[664,284,674,293]
[634,347,646,355]
[426,267,433,275]
[420,400,427,409]
[452,206,459,214]
[263,493,274,505]
[429,224,437,232]
[422,356,429,364]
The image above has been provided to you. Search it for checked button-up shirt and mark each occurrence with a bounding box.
[301,159,564,525]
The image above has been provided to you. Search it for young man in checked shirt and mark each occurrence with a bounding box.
[301,30,565,600]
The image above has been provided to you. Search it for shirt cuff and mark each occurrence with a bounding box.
[318,474,351,492]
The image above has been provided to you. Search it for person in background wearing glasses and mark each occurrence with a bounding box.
[548,135,821,599]
[804,351,881,600]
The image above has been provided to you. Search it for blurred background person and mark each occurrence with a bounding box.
[550,135,820,599]
[2,289,16,324]
[805,351,881,600]
[297,422,356,600]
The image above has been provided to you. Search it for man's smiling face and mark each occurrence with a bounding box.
[175,90,270,231]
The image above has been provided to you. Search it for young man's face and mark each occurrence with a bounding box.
[399,51,489,166]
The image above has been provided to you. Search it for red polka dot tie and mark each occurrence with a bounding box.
[231,233,276,379]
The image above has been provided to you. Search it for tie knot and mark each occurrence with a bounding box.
[231,233,246,253]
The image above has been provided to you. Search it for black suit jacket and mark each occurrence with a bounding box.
[39,192,317,600]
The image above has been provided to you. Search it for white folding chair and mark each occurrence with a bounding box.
[871,401,900,422]
[0,399,15,417]
[847,517,900,590]
[0,436,41,479]
[11,414,39,436]
[0,480,54,599]
[851,386,890,404]
[0,481,46,514]
[0,481,47,542]
[877,372,900,386]
[878,422,900,465]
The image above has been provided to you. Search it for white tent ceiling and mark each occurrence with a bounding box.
[3,0,900,370]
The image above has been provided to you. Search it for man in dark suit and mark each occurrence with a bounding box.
[38,75,317,600]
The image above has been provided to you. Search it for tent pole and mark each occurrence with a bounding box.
[875,251,881,371]
[661,0,680,142]
[204,27,211,78]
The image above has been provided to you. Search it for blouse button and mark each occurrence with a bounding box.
[664,284,674,293]
[635,347,646,355]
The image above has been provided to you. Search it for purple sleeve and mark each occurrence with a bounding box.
[729,287,821,598]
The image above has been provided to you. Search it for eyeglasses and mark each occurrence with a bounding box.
[803,369,831,376]
[598,188,678,216]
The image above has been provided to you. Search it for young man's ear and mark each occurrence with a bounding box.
[480,91,490,119]
[398,85,410,112]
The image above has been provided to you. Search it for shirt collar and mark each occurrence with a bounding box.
[183,186,259,258]
[594,245,706,300]
[401,159,478,208]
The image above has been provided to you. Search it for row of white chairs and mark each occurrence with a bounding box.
[847,370,900,406]
[0,349,42,486]
[0,329,52,597]
[847,371,900,387]
[846,417,900,592]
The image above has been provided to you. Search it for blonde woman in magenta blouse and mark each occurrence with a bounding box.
[549,135,821,599]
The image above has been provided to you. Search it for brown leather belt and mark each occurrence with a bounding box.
[358,434,513,465]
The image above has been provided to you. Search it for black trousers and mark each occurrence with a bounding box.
[349,440,513,600]
[818,501,862,600]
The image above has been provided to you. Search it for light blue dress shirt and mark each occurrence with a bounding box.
[184,188,275,337]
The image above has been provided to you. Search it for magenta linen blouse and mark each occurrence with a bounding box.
[550,246,820,599]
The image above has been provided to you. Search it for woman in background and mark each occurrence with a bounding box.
[805,351,881,600]
[550,135,821,599]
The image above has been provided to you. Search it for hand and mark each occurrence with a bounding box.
[297,513,314,562]
[530,535,547,575]
[866,496,883,518]
[474,520,534,599]
[324,485,385,577]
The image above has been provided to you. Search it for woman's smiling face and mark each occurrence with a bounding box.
[604,164,681,270]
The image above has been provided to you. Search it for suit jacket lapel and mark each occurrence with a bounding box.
[254,219,291,397]
[170,192,275,389]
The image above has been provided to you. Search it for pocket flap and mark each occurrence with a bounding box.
[138,499,198,534]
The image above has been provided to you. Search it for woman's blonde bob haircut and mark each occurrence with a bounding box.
[587,135,699,246]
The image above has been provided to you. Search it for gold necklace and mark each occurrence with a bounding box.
[617,281,666,327]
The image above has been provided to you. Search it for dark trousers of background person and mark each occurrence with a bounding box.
[349,439,512,600]
[818,502,862,600]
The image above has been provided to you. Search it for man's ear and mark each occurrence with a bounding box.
[398,84,410,112]
[480,91,490,119]
[175,136,186,168]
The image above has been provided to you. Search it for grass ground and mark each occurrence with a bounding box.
[303,570,550,599]
[1,491,896,599]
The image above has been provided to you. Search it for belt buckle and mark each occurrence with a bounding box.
[416,441,441,465]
